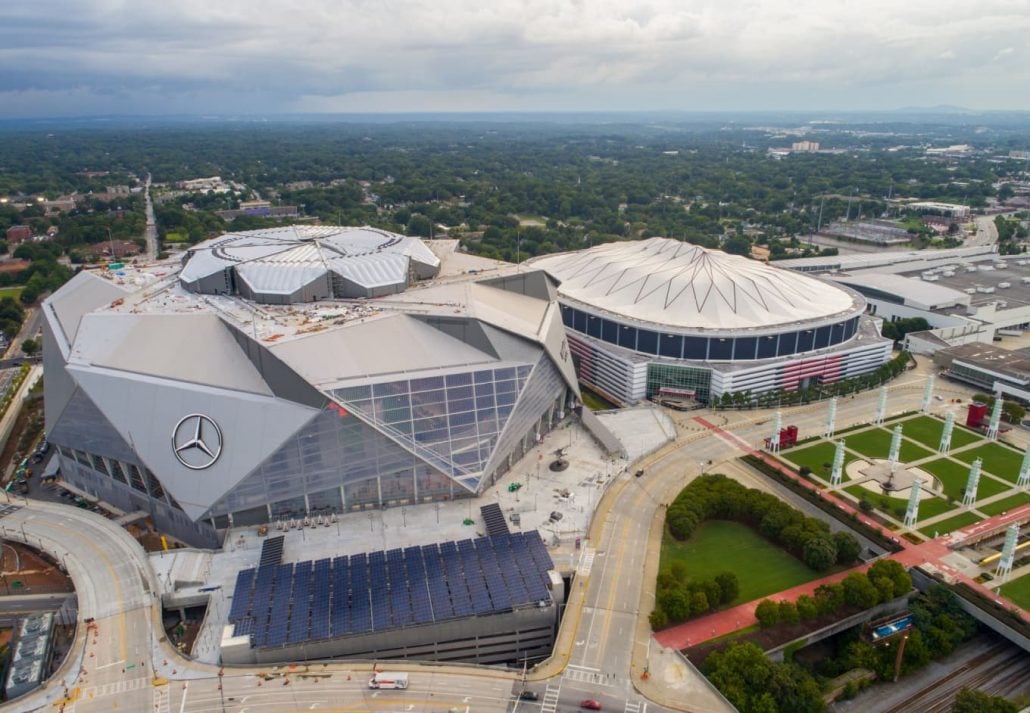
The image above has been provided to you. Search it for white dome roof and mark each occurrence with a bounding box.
[529,238,862,332]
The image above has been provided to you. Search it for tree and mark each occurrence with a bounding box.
[715,572,739,605]
[690,591,710,617]
[648,608,668,630]
[833,531,862,565]
[872,576,895,603]
[755,599,780,628]
[868,560,912,597]
[842,572,880,609]
[802,534,838,571]
[795,594,818,621]
[952,688,1017,713]
[657,589,690,623]
[21,338,39,355]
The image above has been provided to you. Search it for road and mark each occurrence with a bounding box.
[144,172,158,259]
[0,358,1019,713]
[970,213,1000,246]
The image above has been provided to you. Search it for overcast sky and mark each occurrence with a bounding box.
[1,0,1028,118]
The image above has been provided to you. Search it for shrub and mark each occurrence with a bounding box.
[778,600,799,625]
[649,608,668,630]
[795,594,818,621]
[755,599,780,628]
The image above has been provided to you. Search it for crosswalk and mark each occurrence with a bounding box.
[624,700,646,713]
[82,675,149,698]
[577,547,596,577]
[153,683,170,713]
[563,665,611,687]
[540,682,562,713]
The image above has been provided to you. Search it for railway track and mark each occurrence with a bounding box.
[880,642,1029,713]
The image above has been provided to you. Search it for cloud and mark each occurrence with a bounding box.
[0,0,1028,115]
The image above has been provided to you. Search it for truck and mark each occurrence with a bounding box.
[368,672,408,689]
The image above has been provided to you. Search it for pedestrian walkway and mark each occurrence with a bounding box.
[655,564,872,650]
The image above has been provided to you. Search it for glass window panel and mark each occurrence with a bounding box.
[495,367,516,381]
[708,338,733,360]
[618,325,637,349]
[335,385,370,402]
[411,376,444,392]
[411,389,446,406]
[561,305,573,327]
[831,322,845,344]
[586,315,602,339]
[659,334,683,358]
[637,329,658,355]
[796,329,815,352]
[777,332,797,356]
[495,380,518,395]
[446,385,473,401]
[602,319,618,344]
[572,309,587,333]
[758,335,778,358]
[474,369,493,384]
[445,372,472,387]
[496,391,517,407]
[448,398,475,414]
[683,336,707,359]
[814,325,831,350]
[475,393,495,409]
[734,337,757,360]
[372,380,408,396]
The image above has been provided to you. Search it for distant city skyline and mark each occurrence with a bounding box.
[1,0,1028,118]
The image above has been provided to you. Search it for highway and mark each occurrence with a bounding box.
[144,173,158,259]
[0,359,1002,713]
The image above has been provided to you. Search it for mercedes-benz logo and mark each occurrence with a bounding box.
[172,414,223,470]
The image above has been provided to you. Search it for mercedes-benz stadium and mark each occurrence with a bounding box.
[42,227,579,547]
[528,238,892,405]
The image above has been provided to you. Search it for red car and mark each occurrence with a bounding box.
[580,701,602,711]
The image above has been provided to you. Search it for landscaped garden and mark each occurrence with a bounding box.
[892,414,981,450]
[653,474,862,629]
[660,520,819,605]
[781,441,856,482]
[844,426,935,463]
[953,442,1026,484]
[771,411,1028,536]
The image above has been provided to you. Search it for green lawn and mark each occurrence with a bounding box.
[660,520,822,605]
[977,492,1030,517]
[844,485,954,522]
[954,442,1026,484]
[918,511,982,537]
[163,231,190,243]
[0,286,24,300]
[918,458,1012,502]
[1000,573,1030,611]
[896,414,982,450]
[844,427,935,463]
[781,441,855,481]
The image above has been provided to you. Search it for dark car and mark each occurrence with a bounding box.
[580,701,602,711]
[634,469,644,477]
[518,691,539,701]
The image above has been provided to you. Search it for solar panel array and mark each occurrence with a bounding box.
[229,531,553,649]
[479,503,510,536]
[259,536,285,568]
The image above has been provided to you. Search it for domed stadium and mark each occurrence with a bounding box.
[528,238,892,405]
[42,229,579,547]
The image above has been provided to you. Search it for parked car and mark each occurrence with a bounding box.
[580,701,602,711]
